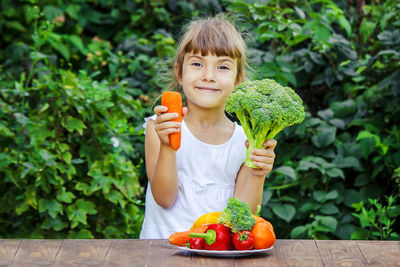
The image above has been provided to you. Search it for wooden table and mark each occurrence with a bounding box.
[0,239,399,266]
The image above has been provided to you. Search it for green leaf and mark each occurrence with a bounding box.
[359,138,376,158]
[338,16,351,37]
[48,36,70,60]
[0,123,15,137]
[314,22,331,42]
[350,228,369,240]
[68,35,87,54]
[321,203,340,215]
[326,168,344,179]
[388,205,400,218]
[329,119,345,129]
[343,189,365,208]
[354,173,371,187]
[290,226,307,238]
[336,223,358,240]
[317,216,338,232]
[274,166,296,180]
[360,19,376,43]
[25,186,37,209]
[272,204,296,222]
[61,152,72,164]
[42,217,68,231]
[39,199,63,218]
[356,130,380,142]
[68,229,95,239]
[330,99,357,118]
[67,208,87,228]
[44,5,63,21]
[66,199,97,228]
[312,126,336,148]
[5,21,26,32]
[56,188,75,204]
[16,202,29,215]
[14,113,30,126]
[297,160,319,171]
[63,116,86,135]
[299,202,321,213]
[313,190,338,203]
[334,156,364,171]
[317,109,334,120]
[88,169,114,194]
[106,190,126,208]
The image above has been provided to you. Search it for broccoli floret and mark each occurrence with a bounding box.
[217,197,256,233]
[226,78,305,168]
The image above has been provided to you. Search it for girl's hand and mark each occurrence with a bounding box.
[246,139,277,176]
[153,105,187,147]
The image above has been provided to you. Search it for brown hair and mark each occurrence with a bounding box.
[154,14,248,94]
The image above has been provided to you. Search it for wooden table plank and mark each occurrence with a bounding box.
[11,239,62,267]
[11,240,61,266]
[151,240,235,267]
[143,239,191,267]
[53,239,112,267]
[104,239,151,266]
[0,239,20,266]
[234,241,279,267]
[316,240,368,267]
[357,241,400,267]
[276,240,324,267]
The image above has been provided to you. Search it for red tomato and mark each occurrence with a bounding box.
[232,231,254,250]
[188,237,204,249]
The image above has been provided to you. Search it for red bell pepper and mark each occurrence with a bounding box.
[190,223,233,250]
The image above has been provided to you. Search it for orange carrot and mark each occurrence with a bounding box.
[161,91,182,151]
[168,225,207,246]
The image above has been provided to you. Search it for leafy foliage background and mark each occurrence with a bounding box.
[0,0,399,239]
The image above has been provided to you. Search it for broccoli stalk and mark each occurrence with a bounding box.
[226,78,305,168]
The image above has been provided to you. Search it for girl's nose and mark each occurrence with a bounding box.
[202,67,216,82]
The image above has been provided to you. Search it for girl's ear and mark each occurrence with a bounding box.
[174,63,182,84]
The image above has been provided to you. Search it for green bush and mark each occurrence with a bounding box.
[228,0,400,240]
[0,0,224,239]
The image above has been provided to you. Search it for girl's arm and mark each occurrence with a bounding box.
[234,139,277,212]
[144,107,183,209]
[234,165,266,213]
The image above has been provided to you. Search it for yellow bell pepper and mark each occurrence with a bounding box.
[191,212,220,229]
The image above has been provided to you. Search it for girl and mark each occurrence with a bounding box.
[139,14,277,239]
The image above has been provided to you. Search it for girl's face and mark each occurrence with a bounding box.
[177,52,239,110]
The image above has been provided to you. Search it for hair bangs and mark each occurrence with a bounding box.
[183,21,242,60]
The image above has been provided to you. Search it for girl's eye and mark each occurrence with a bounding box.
[191,62,202,67]
[218,65,230,70]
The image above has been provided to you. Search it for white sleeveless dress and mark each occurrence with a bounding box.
[139,115,247,239]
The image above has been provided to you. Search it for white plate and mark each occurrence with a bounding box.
[173,245,274,257]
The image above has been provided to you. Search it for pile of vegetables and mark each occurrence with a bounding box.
[168,198,276,251]
[225,78,305,168]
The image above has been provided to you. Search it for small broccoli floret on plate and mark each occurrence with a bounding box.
[217,197,256,233]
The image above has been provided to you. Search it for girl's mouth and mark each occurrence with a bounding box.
[197,87,219,92]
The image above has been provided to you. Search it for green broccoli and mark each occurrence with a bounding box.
[226,78,305,168]
[217,197,256,233]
